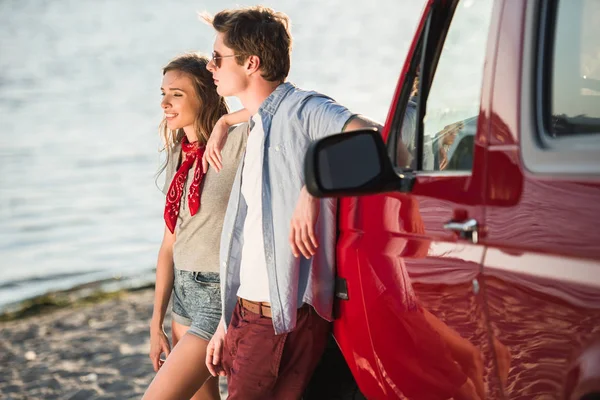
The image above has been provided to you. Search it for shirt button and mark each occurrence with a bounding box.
[275,146,280,152]
[222,261,227,267]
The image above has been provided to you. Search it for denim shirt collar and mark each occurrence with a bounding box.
[258,82,296,117]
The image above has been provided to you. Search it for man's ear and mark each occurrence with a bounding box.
[245,55,261,76]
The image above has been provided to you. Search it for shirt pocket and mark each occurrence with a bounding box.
[267,139,305,184]
[267,139,293,156]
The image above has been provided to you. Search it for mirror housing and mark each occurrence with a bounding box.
[304,129,415,198]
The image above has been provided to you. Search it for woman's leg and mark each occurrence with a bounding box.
[178,315,220,400]
[171,318,186,347]
[143,320,220,400]
[172,320,220,400]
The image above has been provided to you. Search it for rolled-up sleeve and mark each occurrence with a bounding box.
[296,95,355,141]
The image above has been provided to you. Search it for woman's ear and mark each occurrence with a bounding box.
[246,55,261,76]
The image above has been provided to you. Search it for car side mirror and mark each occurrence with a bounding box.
[304,129,415,198]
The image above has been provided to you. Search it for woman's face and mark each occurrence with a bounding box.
[160,70,200,135]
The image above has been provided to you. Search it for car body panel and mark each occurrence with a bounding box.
[329,0,600,398]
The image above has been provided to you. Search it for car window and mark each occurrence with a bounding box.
[392,0,494,172]
[547,0,600,138]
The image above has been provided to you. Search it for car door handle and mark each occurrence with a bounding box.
[444,219,479,243]
[444,219,478,232]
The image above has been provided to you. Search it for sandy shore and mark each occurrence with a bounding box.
[0,288,227,400]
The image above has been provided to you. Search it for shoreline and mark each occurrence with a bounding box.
[0,275,155,322]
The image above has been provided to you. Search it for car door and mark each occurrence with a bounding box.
[332,0,504,398]
[481,0,600,398]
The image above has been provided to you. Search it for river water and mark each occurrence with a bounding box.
[0,0,424,310]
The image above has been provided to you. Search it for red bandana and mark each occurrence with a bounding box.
[164,136,206,233]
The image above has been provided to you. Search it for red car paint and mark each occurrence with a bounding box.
[328,0,600,398]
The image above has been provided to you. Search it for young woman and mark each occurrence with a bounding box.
[143,53,248,400]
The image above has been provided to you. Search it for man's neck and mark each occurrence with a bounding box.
[238,80,282,115]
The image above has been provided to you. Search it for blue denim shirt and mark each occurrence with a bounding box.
[220,82,354,335]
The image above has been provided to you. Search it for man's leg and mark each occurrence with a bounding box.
[222,302,287,400]
[272,305,330,399]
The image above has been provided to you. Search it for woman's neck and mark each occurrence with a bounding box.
[182,126,198,143]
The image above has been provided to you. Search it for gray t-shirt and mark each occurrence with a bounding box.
[162,123,247,272]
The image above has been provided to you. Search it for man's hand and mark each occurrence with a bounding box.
[149,326,171,372]
[290,186,320,259]
[206,320,227,377]
[203,119,229,173]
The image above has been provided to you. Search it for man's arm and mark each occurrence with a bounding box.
[291,108,384,258]
[344,114,413,168]
[342,114,383,132]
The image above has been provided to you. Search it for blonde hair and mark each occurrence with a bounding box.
[157,52,229,177]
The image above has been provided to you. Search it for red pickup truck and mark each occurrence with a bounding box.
[304,0,600,399]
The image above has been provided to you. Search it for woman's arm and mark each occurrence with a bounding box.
[149,226,176,371]
[203,108,251,173]
[221,108,251,127]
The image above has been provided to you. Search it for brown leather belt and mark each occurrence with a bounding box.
[238,297,272,318]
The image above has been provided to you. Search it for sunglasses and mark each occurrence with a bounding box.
[211,51,243,69]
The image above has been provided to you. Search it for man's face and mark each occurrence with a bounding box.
[206,32,248,97]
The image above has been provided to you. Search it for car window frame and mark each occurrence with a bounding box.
[387,2,455,172]
[386,0,491,175]
[521,0,600,175]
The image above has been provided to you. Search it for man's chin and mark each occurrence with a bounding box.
[216,86,234,97]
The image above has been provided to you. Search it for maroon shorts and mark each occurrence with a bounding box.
[222,301,330,400]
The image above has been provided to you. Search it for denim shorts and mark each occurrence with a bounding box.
[172,269,222,341]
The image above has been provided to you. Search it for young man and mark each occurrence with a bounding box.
[202,6,381,399]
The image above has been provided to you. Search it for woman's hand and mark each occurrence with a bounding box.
[149,326,171,372]
[203,118,229,173]
[203,109,251,173]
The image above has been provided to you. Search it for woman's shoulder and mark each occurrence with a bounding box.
[227,122,249,139]
[223,122,248,154]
